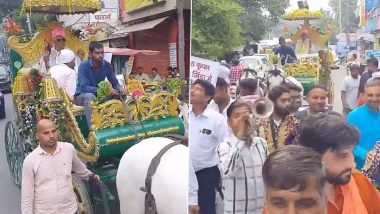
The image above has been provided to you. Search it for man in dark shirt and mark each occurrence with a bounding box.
[275,37,297,65]
[295,85,332,123]
[74,41,124,128]
[358,58,378,95]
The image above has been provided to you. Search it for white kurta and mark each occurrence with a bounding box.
[49,64,77,100]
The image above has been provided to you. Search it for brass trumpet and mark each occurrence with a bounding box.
[248,97,274,135]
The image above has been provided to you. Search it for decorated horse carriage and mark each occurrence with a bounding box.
[280,8,336,106]
[4,22,185,214]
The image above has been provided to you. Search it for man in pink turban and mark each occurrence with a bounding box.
[38,27,71,76]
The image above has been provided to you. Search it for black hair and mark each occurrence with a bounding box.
[350,64,360,71]
[89,41,103,53]
[307,84,328,95]
[167,66,173,71]
[239,78,258,93]
[262,145,326,196]
[282,82,302,92]
[279,36,285,43]
[268,85,290,103]
[299,112,360,154]
[151,68,158,71]
[216,77,228,88]
[193,79,215,101]
[367,57,379,67]
[226,100,252,118]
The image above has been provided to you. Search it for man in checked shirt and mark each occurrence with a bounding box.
[21,119,99,214]
[229,59,245,85]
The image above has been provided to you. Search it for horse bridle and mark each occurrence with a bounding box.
[140,134,188,214]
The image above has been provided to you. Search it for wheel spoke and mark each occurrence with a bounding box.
[4,122,24,186]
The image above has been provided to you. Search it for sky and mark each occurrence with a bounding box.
[288,0,331,11]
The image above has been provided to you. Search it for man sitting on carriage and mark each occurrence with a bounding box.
[275,37,297,66]
[295,30,316,55]
[74,41,125,129]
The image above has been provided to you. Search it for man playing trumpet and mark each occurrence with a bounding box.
[218,100,269,214]
[258,85,300,153]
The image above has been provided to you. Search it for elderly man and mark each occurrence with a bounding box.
[295,30,315,55]
[49,49,77,100]
[21,119,98,214]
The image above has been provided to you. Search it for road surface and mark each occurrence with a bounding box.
[0,93,21,214]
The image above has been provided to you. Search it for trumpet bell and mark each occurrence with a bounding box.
[252,97,274,119]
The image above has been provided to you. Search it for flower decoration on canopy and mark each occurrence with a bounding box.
[4,19,24,35]
[282,9,325,20]
[21,0,101,15]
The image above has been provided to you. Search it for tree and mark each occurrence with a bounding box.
[192,0,244,59]
[236,0,289,41]
[0,0,22,19]
[329,0,358,32]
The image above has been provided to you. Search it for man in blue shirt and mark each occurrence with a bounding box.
[74,41,124,128]
[347,81,380,169]
[275,37,297,65]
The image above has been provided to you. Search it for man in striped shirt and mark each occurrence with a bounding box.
[218,101,268,214]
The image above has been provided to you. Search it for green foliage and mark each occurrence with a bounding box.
[192,0,244,59]
[95,81,113,104]
[192,0,290,59]
[165,78,187,95]
[328,0,358,31]
[240,0,289,40]
[0,0,22,19]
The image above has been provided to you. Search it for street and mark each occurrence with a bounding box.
[0,66,347,213]
[0,93,21,214]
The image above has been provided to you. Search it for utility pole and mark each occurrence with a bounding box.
[26,13,32,34]
[339,0,342,33]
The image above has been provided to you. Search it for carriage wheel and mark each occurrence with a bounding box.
[72,175,94,214]
[4,121,25,187]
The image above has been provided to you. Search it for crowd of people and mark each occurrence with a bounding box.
[189,56,380,213]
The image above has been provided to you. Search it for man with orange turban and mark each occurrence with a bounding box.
[295,30,315,55]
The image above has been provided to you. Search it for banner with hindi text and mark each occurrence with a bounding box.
[190,56,219,86]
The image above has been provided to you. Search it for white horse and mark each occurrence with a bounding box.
[116,137,188,214]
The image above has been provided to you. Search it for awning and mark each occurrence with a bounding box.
[104,47,160,56]
[111,16,169,35]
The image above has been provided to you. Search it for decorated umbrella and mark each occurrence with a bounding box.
[21,0,101,14]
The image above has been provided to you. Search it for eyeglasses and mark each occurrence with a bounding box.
[56,38,66,42]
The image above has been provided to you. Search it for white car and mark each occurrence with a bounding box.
[239,55,269,78]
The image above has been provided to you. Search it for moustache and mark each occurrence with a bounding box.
[340,169,352,176]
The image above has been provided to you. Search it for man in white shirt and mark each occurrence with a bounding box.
[151,67,163,82]
[208,78,234,122]
[135,66,151,84]
[49,49,77,100]
[341,64,360,116]
[190,79,229,214]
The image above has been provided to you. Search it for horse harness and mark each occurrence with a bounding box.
[140,134,188,214]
